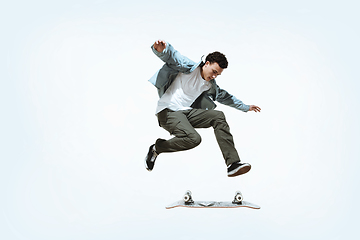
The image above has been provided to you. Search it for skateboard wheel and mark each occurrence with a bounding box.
[233,191,243,203]
[184,190,193,203]
[235,194,243,202]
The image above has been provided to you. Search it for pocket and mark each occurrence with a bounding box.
[172,120,191,137]
[157,109,169,127]
[157,109,181,135]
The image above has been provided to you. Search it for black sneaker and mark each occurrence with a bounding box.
[145,144,159,171]
[227,162,251,177]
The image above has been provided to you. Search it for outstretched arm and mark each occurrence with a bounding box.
[214,84,261,113]
[151,39,196,73]
[215,85,250,112]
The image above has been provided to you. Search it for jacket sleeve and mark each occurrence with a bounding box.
[151,42,196,73]
[215,85,250,112]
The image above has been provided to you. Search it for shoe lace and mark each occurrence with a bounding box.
[151,150,158,162]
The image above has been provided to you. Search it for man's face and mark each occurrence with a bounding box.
[201,61,224,81]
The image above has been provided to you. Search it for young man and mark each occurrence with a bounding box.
[145,40,261,177]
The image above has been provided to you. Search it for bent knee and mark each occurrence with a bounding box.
[215,111,226,120]
[212,111,227,125]
[188,132,202,147]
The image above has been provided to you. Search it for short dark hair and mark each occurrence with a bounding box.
[205,51,228,69]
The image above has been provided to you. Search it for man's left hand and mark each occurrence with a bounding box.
[249,105,261,112]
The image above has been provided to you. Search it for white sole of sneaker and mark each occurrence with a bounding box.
[228,163,251,177]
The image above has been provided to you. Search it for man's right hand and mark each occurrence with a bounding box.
[153,40,166,53]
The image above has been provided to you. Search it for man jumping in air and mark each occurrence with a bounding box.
[145,40,261,177]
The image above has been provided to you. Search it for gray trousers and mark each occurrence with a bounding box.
[155,108,240,165]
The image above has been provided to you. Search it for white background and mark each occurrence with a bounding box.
[1,0,359,239]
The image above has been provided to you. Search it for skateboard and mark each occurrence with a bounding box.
[166,190,260,209]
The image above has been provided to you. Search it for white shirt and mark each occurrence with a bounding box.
[156,67,211,114]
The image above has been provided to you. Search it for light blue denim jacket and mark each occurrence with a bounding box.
[148,42,250,112]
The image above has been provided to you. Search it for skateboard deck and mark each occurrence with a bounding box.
[166,190,260,209]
